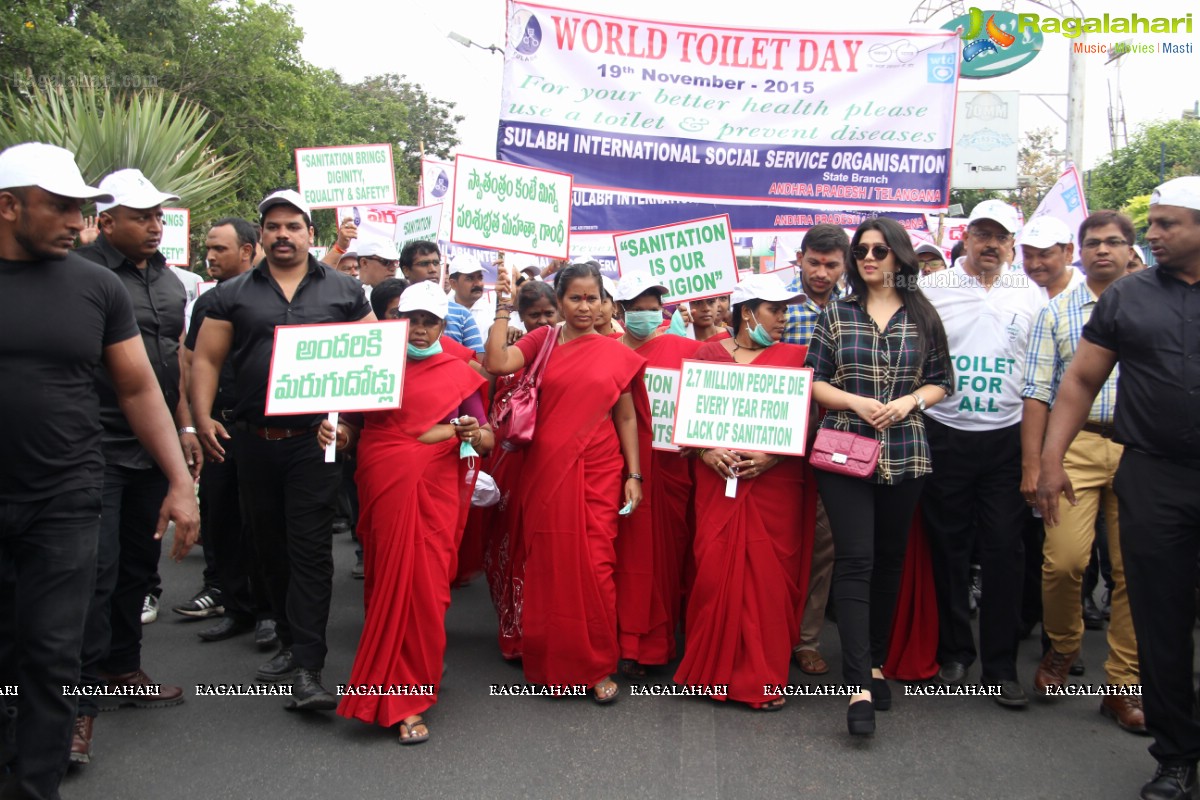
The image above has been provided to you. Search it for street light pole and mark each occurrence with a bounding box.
[447,31,503,55]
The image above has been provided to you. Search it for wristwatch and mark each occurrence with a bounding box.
[910,393,926,412]
[178,426,198,435]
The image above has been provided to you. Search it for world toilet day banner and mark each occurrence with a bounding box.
[450,154,573,260]
[295,144,397,209]
[498,2,960,211]
[613,215,738,304]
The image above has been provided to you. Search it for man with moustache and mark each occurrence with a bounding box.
[0,143,199,800]
[191,191,373,711]
[1038,177,1200,800]
[72,168,202,762]
[356,238,400,295]
[1021,211,1142,732]
[399,241,484,352]
[448,254,492,336]
[1018,216,1084,301]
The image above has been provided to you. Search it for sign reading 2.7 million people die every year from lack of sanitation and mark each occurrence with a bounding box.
[672,360,813,457]
[614,214,737,304]
[450,154,573,260]
[295,144,397,209]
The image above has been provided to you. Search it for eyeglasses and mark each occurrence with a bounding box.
[1082,237,1129,250]
[412,258,441,268]
[386,308,404,320]
[968,229,1014,245]
[852,244,892,261]
[361,257,398,269]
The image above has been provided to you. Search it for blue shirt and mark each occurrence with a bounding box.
[782,273,839,346]
[445,301,484,353]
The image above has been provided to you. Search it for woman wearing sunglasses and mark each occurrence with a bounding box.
[805,218,955,736]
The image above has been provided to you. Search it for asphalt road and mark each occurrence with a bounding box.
[59,528,1166,800]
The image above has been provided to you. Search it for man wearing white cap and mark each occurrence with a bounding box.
[1038,177,1200,800]
[448,254,491,335]
[356,238,400,292]
[1019,215,1084,301]
[0,144,199,796]
[190,189,373,713]
[918,199,1045,706]
[73,168,199,741]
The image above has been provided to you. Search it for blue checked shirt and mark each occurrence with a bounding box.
[1022,280,1119,424]
[444,300,485,353]
[782,274,838,346]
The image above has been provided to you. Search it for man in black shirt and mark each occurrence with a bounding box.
[1038,176,1200,800]
[72,168,201,762]
[0,144,199,799]
[191,190,373,711]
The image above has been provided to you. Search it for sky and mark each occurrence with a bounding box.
[288,0,1199,177]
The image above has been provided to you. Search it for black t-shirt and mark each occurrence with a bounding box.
[185,288,238,413]
[206,257,372,427]
[1082,266,1200,460]
[0,253,139,501]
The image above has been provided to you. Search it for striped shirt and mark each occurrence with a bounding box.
[806,296,953,484]
[444,301,485,353]
[782,274,838,346]
[1022,280,1119,424]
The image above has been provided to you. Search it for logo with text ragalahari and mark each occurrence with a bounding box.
[942,9,1043,79]
[1018,10,1194,57]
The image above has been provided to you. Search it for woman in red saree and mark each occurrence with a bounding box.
[687,296,732,343]
[611,274,700,675]
[484,262,650,703]
[674,274,809,709]
[322,282,492,745]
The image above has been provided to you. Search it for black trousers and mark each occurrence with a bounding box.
[78,465,167,716]
[0,488,100,800]
[816,471,926,688]
[1114,449,1200,766]
[237,432,340,670]
[1020,509,1045,630]
[922,419,1026,681]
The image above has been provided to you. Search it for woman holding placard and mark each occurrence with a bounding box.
[484,261,650,703]
[320,281,493,745]
[611,274,701,676]
[805,217,953,736]
[673,273,809,710]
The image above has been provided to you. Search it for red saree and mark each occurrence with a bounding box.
[617,333,700,666]
[338,353,485,727]
[674,341,810,706]
[883,512,940,680]
[514,326,651,688]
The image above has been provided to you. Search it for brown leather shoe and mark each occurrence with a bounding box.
[98,668,184,710]
[69,715,93,765]
[1034,647,1079,695]
[1101,693,1149,735]
[793,648,829,675]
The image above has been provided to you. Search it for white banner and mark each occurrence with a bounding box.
[161,207,189,266]
[334,204,414,245]
[295,144,397,209]
[450,154,572,259]
[952,91,1019,190]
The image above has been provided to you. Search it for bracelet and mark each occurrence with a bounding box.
[178,426,197,436]
[625,473,643,481]
[497,303,515,313]
[332,244,346,255]
[494,314,511,320]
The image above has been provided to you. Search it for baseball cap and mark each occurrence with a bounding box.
[613,273,669,302]
[257,189,312,220]
[1021,216,1073,248]
[968,199,1020,233]
[339,240,357,262]
[1150,176,1200,211]
[448,254,484,276]
[730,273,804,305]
[600,274,618,300]
[357,238,400,261]
[95,168,179,213]
[397,280,449,319]
[914,242,948,259]
[0,142,113,202]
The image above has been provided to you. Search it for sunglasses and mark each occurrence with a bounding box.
[852,244,892,261]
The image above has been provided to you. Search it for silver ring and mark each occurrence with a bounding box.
[892,414,900,422]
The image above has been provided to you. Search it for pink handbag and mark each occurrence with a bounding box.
[492,325,558,451]
[808,428,880,479]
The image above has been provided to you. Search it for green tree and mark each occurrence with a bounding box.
[1086,118,1200,210]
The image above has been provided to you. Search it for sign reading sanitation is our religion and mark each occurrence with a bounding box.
[672,360,813,456]
[160,207,189,266]
[295,144,397,209]
[450,154,573,260]
[265,321,410,416]
[614,215,738,304]
[644,367,682,451]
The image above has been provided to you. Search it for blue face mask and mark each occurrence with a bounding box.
[748,312,777,348]
[623,309,662,339]
[407,339,443,360]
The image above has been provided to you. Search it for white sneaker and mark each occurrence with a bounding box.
[141,594,159,625]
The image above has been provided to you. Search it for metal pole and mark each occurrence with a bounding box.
[1065,43,1087,169]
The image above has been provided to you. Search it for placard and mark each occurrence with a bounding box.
[644,367,681,452]
[265,320,409,415]
[393,204,443,253]
[161,207,189,266]
[450,154,572,259]
[295,144,397,209]
[672,360,812,456]
[197,280,217,296]
[614,215,737,304]
[335,203,415,244]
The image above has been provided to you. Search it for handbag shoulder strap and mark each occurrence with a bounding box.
[524,323,559,382]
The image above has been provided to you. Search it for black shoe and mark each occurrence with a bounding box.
[332,519,351,535]
[255,619,279,650]
[1101,588,1112,620]
[256,648,296,682]
[286,668,336,712]
[937,662,967,686]
[1082,595,1105,630]
[1069,652,1086,677]
[1140,763,1198,800]
[351,552,364,580]
[847,699,875,736]
[985,677,1029,709]
[872,676,892,711]
[197,616,253,642]
[172,587,225,619]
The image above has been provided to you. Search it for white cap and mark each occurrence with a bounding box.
[0,143,113,202]
[258,189,312,219]
[357,238,399,260]
[1150,176,1200,211]
[95,168,178,213]
[914,242,947,259]
[601,274,618,300]
[1131,244,1146,262]
[1021,216,1073,248]
[448,254,484,276]
[730,273,804,305]
[968,199,1020,233]
[613,273,669,302]
[397,280,449,319]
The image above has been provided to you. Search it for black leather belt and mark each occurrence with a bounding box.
[234,421,319,441]
[1081,422,1115,439]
